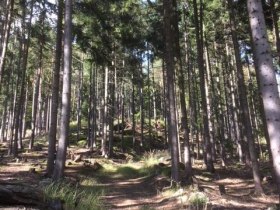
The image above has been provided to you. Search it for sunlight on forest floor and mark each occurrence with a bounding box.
[0,134,279,209]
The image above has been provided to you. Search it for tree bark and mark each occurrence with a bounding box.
[47,0,63,177]
[270,0,280,63]
[0,0,14,84]
[163,0,180,183]
[76,62,83,142]
[173,0,192,179]
[101,66,109,156]
[13,0,34,157]
[53,0,72,180]
[131,73,136,148]
[247,0,278,194]
[193,0,214,173]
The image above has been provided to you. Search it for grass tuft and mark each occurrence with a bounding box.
[188,191,208,210]
[43,179,104,210]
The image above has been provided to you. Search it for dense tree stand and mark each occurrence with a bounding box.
[0,0,280,208]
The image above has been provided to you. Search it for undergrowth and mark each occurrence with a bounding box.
[43,178,104,210]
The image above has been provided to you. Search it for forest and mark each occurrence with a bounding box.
[0,0,280,209]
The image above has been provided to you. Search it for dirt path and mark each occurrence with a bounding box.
[0,145,279,210]
[99,175,179,210]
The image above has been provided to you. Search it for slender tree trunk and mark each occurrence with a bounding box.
[108,56,116,157]
[52,0,72,180]
[270,0,280,62]
[162,62,168,146]
[147,49,152,145]
[36,73,43,135]
[193,0,214,173]
[0,0,14,84]
[0,62,13,142]
[173,0,192,179]
[204,39,216,161]
[131,73,136,148]
[13,0,34,156]
[7,59,17,155]
[92,64,97,148]
[163,0,180,183]
[88,62,96,149]
[102,66,109,156]
[140,64,144,148]
[30,67,42,149]
[121,83,125,152]
[46,0,63,177]
[77,63,83,142]
[152,66,156,121]
[21,84,28,142]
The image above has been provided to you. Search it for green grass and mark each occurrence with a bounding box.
[188,191,208,210]
[116,166,141,178]
[93,150,171,180]
[43,178,104,210]
[77,140,87,148]
[95,161,142,179]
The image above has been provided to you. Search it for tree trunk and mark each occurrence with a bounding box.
[140,63,144,148]
[21,84,29,141]
[131,73,136,148]
[247,0,278,194]
[108,56,116,157]
[13,0,34,157]
[228,0,263,194]
[102,66,109,157]
[163,0,180,183]
[147,49,152,146]
[162,62,168,146]
[30,67,42,149]
[270,0,280,63]
[204,39,216,161]
[0,0,14,84]
[53,0,72,180]
[121,83,125,152]
[76,63,83,142]
[46,0,63,177]
[0,62,13,142]
[173,0,192,180]
[193,0,214,173]
[88,62,96,149]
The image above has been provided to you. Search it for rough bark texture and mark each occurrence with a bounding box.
[247,0,279,194]
[53,0,72,180]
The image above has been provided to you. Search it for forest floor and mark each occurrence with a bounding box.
[0,132,279,210]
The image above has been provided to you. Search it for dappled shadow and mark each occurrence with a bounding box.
[98,175,166,210]
[190,159,278,210]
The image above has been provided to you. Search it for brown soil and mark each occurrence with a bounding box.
[0,142,279,210]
